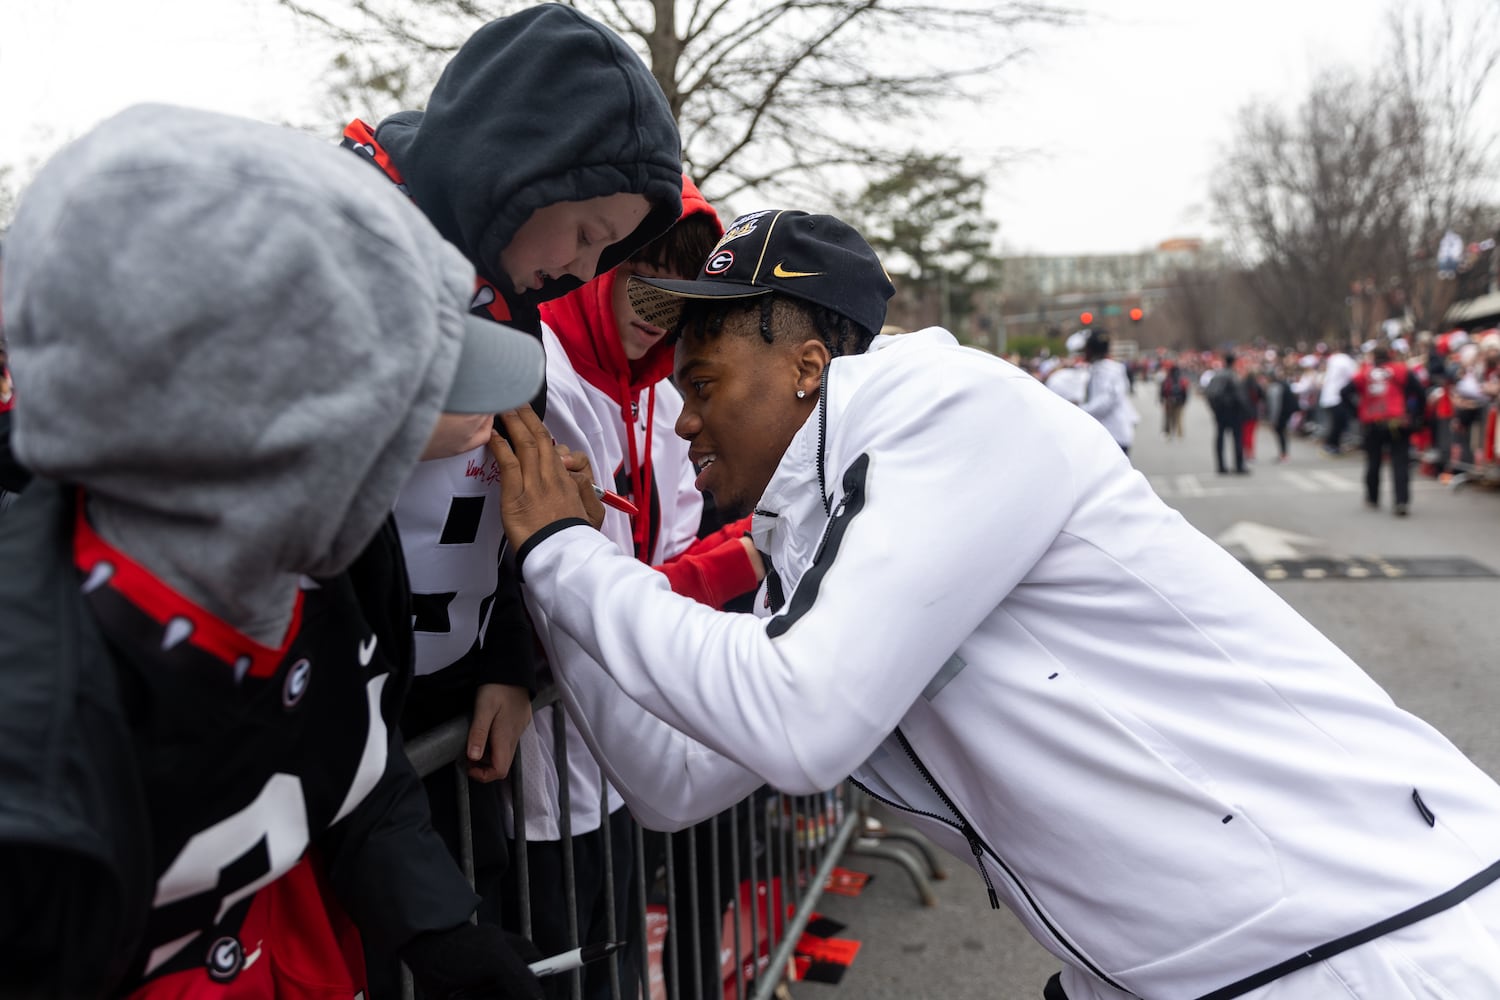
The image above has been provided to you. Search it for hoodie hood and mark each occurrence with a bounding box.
[541,175,721,401]
[3,103,489,644]
[376,4,684,308]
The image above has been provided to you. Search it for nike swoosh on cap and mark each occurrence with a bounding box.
[771,262,823,279]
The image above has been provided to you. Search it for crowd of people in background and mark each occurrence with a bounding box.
[1022,325,1500,516]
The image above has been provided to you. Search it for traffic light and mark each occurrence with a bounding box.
[1128,307,1144,323]
[1079,311,1094,325]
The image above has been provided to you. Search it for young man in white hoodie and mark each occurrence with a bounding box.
[490,209,1500,1000]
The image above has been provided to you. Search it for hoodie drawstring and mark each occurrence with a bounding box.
[620,382,657,560]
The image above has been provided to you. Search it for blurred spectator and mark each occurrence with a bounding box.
[1205,352,1250,475]
[1240,359,1263,462]
[1077,328,1138,455]
[1347,341,1423,516]
[1265,361,1296,463]
[1158,361,1189,440]
[1319,342,1358,455]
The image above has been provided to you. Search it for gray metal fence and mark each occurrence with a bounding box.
[402,685,862,1000]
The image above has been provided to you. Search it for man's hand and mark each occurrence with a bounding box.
[466,683,533,783]
[488,408,600,551]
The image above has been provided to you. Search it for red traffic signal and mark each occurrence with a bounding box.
[1128,307,1144,322]
[1079,311,1094,325]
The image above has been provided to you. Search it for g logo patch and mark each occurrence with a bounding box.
[206,936,244,982]
[283,658,311,709]
[704,251,734,275]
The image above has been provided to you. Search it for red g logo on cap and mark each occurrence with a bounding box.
[704,251,734,275]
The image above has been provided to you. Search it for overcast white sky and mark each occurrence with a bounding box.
[0,0,1489,255]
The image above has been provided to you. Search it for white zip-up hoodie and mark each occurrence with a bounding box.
[521,328,1500,999]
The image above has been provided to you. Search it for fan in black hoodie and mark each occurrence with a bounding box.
[339,5,684,994]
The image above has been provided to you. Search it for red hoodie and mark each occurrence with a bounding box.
[540,177,758,608]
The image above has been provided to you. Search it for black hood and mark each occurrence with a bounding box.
[377,4,683,306]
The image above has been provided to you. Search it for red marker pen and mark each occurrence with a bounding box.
[593,484,639,518]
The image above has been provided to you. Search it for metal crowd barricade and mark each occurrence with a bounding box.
[401,684,862,1000]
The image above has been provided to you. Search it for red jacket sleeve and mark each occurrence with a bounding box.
[654,516,760,609]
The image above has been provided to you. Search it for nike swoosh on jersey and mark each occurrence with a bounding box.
[357,634,377,666]
[772,262,823,279]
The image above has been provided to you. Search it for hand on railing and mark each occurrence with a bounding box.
[466,683,533,782]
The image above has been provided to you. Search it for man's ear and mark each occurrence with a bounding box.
[794,339,832,397]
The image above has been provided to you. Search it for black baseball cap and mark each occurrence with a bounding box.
[627,209,894,338]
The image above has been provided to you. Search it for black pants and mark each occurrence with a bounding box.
[1363,422,1410,506]
[1324,401,1352,451]
[503,807,639,1000]
[1215,417,1245,472]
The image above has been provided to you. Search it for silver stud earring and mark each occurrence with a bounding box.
[796,389,806,399]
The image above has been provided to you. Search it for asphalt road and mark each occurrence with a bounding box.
[808,388,1500,1000]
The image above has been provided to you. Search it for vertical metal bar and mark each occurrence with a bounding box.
[729,802,745,1000]
[455,762,475,896]
[784,797,800,937]
[663,832,680,1000]
[553,707,582,1000]
[600,784,620,1000]
[744,798,761,996]
[761,796,778,979]
[708,817,722,1000]
[634,821,650,1000]
[685,824,702,1000]
[512,702,531,940]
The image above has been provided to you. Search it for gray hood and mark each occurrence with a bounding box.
[3,103,484,643]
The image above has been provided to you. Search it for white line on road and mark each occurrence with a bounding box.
[1279,471,1320,493]
[1308,470,1357,492]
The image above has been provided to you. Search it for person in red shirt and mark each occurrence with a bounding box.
[1348,341,1423,516]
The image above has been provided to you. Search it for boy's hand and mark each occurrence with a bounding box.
[466,683,533,783]
[488,408,598,551]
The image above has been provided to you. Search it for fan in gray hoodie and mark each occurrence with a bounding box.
[0,103,549,999]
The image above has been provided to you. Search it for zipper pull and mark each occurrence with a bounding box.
[967,832,1001,909]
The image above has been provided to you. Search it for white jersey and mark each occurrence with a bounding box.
[521,327,1500,998]
[393,448,506,676]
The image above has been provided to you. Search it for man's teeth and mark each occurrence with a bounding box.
[696,456,717,473]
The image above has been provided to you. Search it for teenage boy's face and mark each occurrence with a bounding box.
[500,194,652,296]
[673,314,822,519]
[611,260,682,361]
[420,411,494,461]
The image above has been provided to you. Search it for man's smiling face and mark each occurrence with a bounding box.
[672,304,824,519]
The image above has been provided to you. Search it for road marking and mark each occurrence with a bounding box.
[1280,470,1320,492]
[1216,522,1322,561]
[1307,470,1357,491]
[1240,556,1498,581]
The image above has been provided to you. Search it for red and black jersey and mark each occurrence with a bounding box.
[74,501,392,988]
[6,491,480,997]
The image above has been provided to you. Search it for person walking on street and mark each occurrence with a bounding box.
[1265,361,1296,463]
[1077,328,1137,455]
[1159,361,1189,440]
[1206,351,1249,474]
[1348,341,1423,516]
[1240,361,1262,462]
[1319,341,1358,454]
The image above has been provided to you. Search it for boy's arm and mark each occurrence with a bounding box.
[653,520,762,608]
